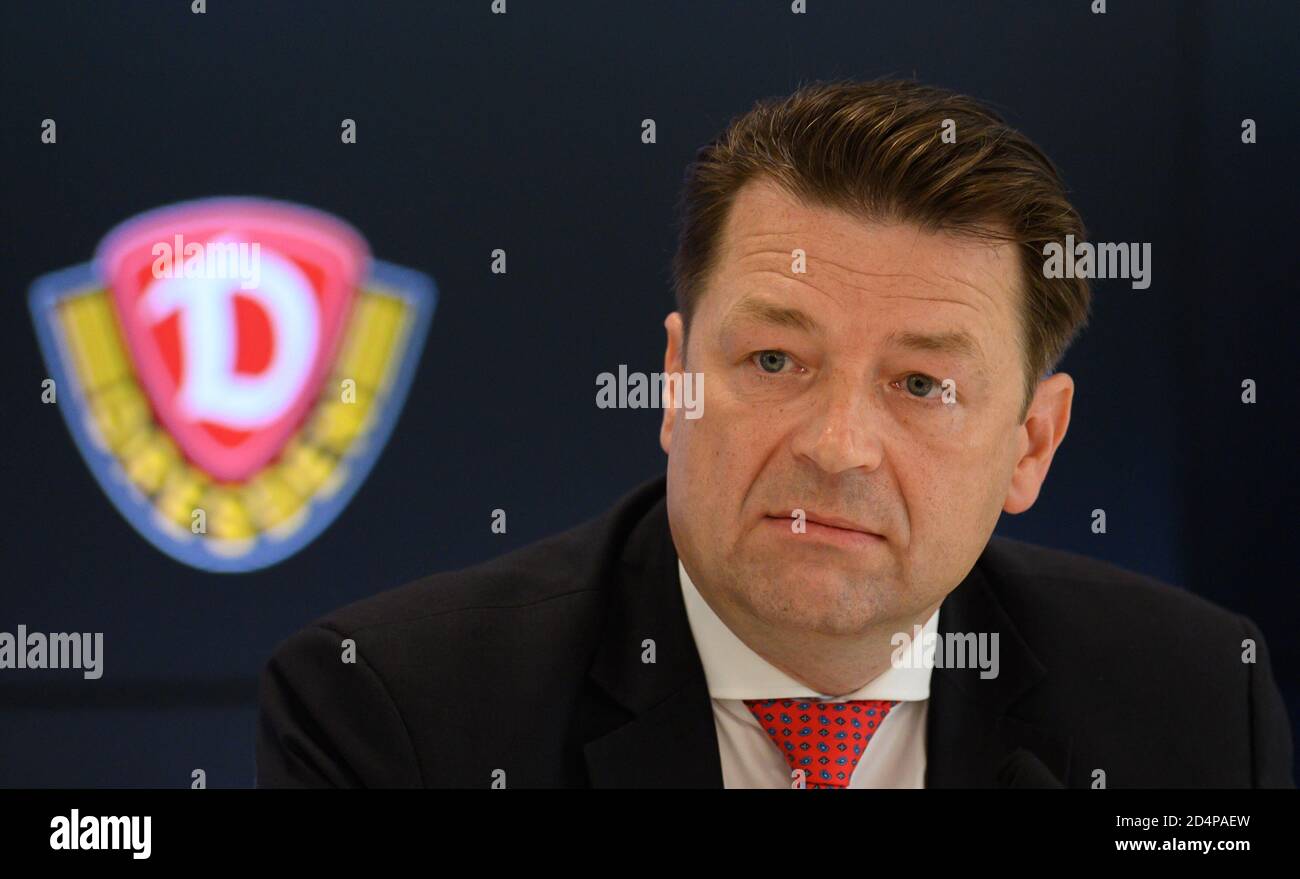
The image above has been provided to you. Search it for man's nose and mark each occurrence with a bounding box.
[789,373,885,475]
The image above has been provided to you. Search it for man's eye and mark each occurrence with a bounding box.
[903,373,937,397]
[753,350,791,373]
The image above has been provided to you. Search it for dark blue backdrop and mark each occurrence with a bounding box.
[1,0,1296,786]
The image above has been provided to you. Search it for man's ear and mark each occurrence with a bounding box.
[659,312,686,455]
[1003,372,1074,514]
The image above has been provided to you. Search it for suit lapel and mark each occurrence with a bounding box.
[583,492,724,788]
[925,554,1073,787]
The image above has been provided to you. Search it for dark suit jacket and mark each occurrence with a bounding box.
[256,475,1294,788]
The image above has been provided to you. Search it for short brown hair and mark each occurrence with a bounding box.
[671,78,1091,420]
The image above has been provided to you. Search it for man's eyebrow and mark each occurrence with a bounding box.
[720,299,987,365]
[883,329,986,361]
[722,296,821,334]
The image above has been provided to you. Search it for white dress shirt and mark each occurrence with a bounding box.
[678,559,938,788]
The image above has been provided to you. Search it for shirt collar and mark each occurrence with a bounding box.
[678,558,937,702]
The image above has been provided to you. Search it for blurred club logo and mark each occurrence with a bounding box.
[29,198,437,572]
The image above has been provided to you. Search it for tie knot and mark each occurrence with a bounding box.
[743,698,899,788]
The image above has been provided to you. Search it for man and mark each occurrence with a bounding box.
[256,79,1293,788]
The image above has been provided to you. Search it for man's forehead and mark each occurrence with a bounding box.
[712,180,1019,323]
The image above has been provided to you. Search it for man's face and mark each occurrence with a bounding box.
[661,177,1063,638]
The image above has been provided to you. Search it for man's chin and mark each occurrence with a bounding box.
[736,566,896,636]
[742,546,895,591]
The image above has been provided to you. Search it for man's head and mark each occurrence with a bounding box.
[659,79,1090,646]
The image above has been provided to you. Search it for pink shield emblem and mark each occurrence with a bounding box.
[97,199,370,482]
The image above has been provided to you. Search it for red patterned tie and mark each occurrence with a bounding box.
[743,698,899,789]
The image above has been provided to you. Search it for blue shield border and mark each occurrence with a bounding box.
[29,249,437,574]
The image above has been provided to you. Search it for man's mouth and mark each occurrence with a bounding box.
[763,511,886,547]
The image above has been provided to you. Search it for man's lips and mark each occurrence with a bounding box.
[763,511,886,546]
